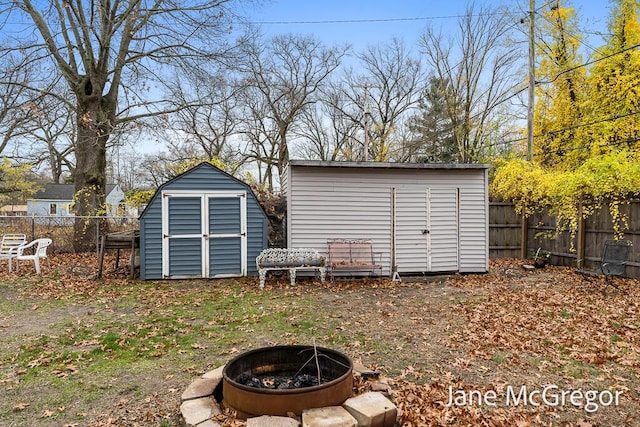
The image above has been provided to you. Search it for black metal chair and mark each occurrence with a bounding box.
[577,239,632,291]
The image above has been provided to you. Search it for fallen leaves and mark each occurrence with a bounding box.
[13,402,29,411]
[447,266,640,373]
[2,256,639,426]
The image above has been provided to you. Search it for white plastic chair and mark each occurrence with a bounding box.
[0,233,27,271]
[15,238,52,274]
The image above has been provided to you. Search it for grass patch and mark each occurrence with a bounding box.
[491,353,508,364]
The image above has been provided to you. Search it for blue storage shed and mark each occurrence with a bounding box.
[138,162,268,280]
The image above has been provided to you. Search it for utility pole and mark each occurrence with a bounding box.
[527,0,535,161]
[354,83,372,161]
[522,0,535,260]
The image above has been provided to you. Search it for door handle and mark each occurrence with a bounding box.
[422,229,429,235]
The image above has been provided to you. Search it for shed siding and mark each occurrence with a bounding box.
[459,185,489,272]
[139,164,267,279]
[287,165,488,275]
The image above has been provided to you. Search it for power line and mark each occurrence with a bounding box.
[498,108,640,146]
[249,13,506,26]
[536,42,640,85]
[541,136,639,156]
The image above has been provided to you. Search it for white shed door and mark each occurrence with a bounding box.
[395,188,459,273]
[428,188,459,272]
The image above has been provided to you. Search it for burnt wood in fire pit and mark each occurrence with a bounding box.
[222,345,353,418]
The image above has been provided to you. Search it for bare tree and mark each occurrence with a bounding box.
[1,0,244,249]
[293,82,362,161]
[419,4,522,162]
[355,38,424,161]
[21,91,76,183]
[0,53,37,156]
[237,32,347,187]
[239,85,280,187]
[323,38,423,162]
[164,73,246,169]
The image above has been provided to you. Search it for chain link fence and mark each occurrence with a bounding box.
[0,215,139,254]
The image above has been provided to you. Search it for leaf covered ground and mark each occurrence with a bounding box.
[0,255,638,426]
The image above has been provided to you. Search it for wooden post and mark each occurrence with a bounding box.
[97,234,106,278]
[576,203,586,268]
[520,214,529,259]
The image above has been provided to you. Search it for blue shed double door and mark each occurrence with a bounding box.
[161,191,247,279]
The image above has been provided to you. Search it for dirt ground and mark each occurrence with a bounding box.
[0,255,638,426]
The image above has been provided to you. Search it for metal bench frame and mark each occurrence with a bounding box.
[256,248,326,289]
[327,239,382,280]
[577,239,632,291]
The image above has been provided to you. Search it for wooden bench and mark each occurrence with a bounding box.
[256,248,326,289]
[97,230,140,278]
[327,239,382,280]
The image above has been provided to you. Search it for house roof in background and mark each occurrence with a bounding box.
[33,184,117,200]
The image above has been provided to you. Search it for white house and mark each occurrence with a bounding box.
[27,183,127,217]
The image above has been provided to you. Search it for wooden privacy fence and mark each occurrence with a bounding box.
[489,200,640,278]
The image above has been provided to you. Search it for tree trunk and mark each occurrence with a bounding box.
[278,131,289,184]
[72,92,111,252]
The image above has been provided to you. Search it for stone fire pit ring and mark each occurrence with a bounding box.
[222,345,354,418]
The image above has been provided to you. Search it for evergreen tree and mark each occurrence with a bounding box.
[407,76,459,162]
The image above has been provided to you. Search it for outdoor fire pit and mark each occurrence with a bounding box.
[222,345,353,418]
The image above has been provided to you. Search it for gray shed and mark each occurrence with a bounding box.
[139,162,268,280]
[283,160,489,276]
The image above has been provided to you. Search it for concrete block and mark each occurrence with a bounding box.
[182,377,219,401]
[180,397,219,426]
[202,365,225,380]
[247,415,300,427]
[302,406,358,427]
[343,392,397,427]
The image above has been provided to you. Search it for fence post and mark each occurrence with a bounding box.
[520,214,529,259]
[576,203,586,268]
[96,219,100,255]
